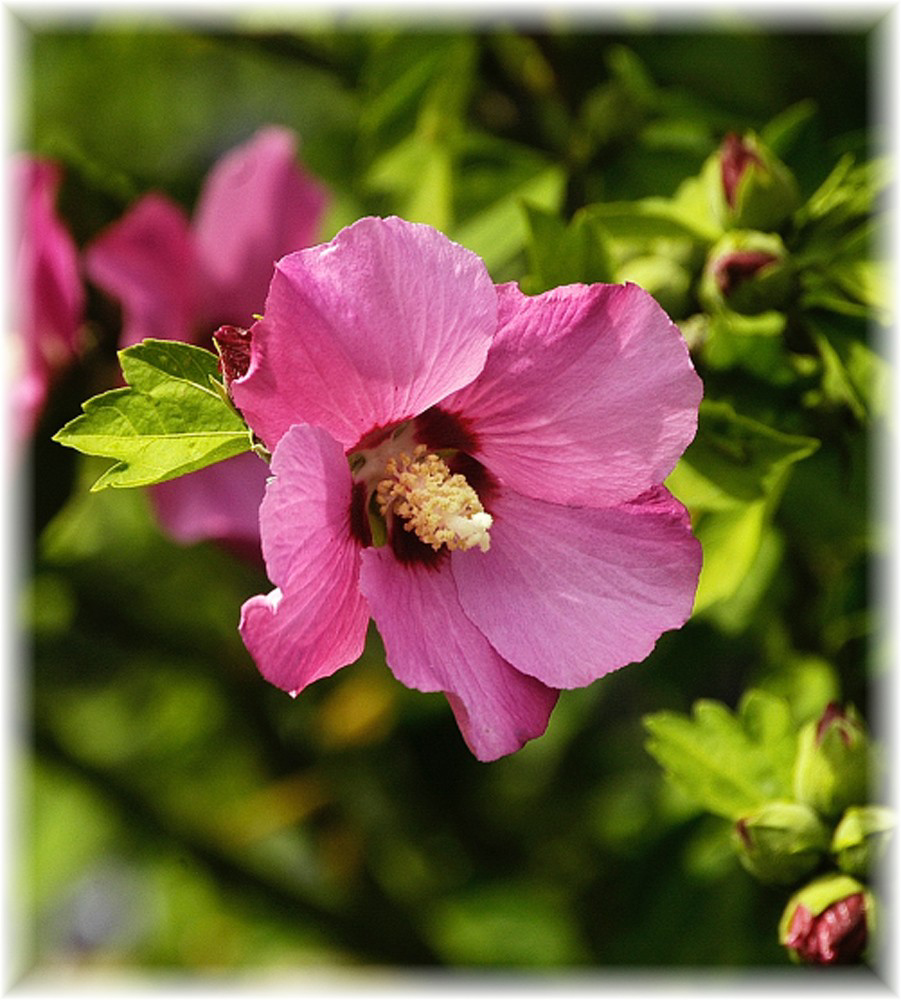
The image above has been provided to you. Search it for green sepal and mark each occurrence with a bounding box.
[733,800,830,885]
[793,703,871,820]
[53,339,254,491]
[699,230,795,316]
[706,132,799,231]
[831,805,895,877]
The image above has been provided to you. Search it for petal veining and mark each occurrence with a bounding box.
[452,484,702,689]
[231,216,497,451]
[359,547,558,761]
[239,423,369,693]
[441,281,702,508]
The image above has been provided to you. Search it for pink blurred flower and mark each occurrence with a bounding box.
[13,157,83,444]
[85,127,329,553]
[231,216,703,761]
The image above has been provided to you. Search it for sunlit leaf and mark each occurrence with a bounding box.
[808,313,890,422]
[667,400,819,511]
[581,191,718,243]
[644,690,796,820]
[53,340,253,491]
[521,202,613,292]
[668,402,818,614]
[691,500,768,613]
[452,163,565,275]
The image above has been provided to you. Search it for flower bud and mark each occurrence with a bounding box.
[779,874,873,965]
[712,132,799,231]
[699,231,794,315]
[213,324,252,387]
[793,703,870,819]
[831,805,894,877]
[732,800,830,885]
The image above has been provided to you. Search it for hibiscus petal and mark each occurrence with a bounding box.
[192,126,330,327]
[452,485,702,689]
[231,216,497,451]
[85,194,197,348]
[359,548,558,762]
[239,424,369,693]
[149,450,268,554]
[14,157,83,441]
[441,282,702,508]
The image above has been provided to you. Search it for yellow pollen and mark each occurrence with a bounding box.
[376,445,492,553]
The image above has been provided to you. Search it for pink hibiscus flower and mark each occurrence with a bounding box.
[14,157,83,445]
[230,216,703,761]
[85,127,329,555]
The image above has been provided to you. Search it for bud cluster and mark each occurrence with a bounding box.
[729,701,891,966]
[606,132,801,324]
[700,133,799,317]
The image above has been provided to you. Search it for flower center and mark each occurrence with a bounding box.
[375,444,492,553]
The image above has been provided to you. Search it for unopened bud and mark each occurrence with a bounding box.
[793,703,870,819]
[831,805,894,878]
[733,800,829,885]
[710,132,799,231]
[779,874,873,965]
[720,133,760,209]
[699,231,794,315]
[213,324,252,386]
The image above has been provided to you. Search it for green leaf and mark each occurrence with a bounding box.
[757,654,840,726]
[581,190,718,244]
[53,340,253,491]
[360,34,475,147]
[697,521,783,630]
[667,400,820,512]
[701,311,799,386]
[691,500,768,613]
[760,99,818,156]
[363,36,477,233]
[644,690,796,820]
[452,162,565,275]
[366,137,454,230]
[737,690,797,798]
[796,155,890,235]
[667,402,819,615]
[521,203,613,292]
[808,313,890,422]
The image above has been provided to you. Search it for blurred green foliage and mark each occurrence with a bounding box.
[18,16,886,976]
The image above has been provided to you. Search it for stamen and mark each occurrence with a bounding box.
[376,445,492,553]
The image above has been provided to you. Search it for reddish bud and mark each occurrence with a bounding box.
[720,133,763,209]
[713,250,779,298]
[699,231,792,315]
[794,702,870,818]
[213,325,252,385]
[710,132,799,230]
[816,702,852,746]
[784,893,868,965]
